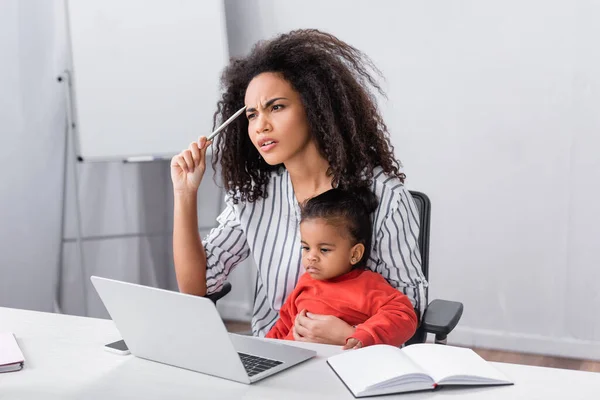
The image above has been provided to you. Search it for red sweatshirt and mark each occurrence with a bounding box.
[265,268,418,347]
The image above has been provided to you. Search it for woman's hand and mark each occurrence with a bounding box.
[170,137,211,194]
[292,309,356,345]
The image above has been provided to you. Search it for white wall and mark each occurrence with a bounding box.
[0,0,254,322]
[0,0,66,312]
[223,0,600,359]
[2,0,598,359]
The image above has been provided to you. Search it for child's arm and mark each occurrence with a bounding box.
[349,289,418,347]
[265,289,298,339]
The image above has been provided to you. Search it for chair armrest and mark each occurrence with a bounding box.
[422,299,463,341]
[205,282,232,304]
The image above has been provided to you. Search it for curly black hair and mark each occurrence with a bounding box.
[211,29,405,203]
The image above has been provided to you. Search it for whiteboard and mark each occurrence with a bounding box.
[66,0,229,160]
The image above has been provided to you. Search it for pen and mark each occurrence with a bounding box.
[207,105,247,141]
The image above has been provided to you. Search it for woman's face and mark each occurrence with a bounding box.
[244,72,312,166]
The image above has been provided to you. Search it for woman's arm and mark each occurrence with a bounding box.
[171,138,211,296]
[173,191,208,296]
[174,192,252,297]
[171,137,250,297]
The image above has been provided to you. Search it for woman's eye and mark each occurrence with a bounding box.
[272,104,284,111]
[247,113,256,120]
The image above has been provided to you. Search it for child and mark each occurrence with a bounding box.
[265,188,418,349]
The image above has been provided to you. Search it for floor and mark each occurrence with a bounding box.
[473,348,600,372]
[224,320,600,372]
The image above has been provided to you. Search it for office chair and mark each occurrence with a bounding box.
[205,282,232,303]
[205,191,463,345]
[404,191,463,345]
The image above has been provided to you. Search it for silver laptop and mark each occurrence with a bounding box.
[90,276,316,384]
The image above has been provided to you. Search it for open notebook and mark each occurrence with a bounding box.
[327,343,512,397]
[0,332,25,373]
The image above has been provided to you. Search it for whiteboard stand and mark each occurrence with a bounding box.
[56,70,89,316]
[55,69,226,316]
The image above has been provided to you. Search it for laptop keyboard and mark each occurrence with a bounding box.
[238,352,282,377]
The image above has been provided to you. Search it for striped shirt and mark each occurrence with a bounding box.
[203,166,428,336]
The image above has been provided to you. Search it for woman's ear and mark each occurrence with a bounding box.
[350,243,365,265]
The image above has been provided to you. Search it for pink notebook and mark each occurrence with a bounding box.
[0,332,25,373]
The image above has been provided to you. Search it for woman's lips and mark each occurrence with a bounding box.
[259,140,277,152]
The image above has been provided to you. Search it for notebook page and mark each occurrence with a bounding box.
[402,344,511,384]
[328,345,430,394]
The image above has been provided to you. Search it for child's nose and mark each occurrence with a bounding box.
[306,252,318,262]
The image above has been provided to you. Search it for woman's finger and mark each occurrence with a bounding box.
[293,327,306,341]
[189,142,201,165]
[199,140,212,160]
[175,155,188,173]
[294,323,311,340]
[297,309,308,321]
[170,154,180,168]
[295,310,310,330]
[182,149,195,172]
[292,325,301,341]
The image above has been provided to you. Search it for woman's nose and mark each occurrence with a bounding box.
[255,114,271,133]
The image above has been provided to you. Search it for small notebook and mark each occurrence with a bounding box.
[0,332,25,373]
[327,343,512,397]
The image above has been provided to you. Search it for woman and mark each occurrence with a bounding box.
[171,29,427,345]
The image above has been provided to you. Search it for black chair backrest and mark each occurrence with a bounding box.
[408,191,431,281]
[405,190,431,345]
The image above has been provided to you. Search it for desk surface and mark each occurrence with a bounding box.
[1,306,600,399]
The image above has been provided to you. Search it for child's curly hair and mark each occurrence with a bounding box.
[300,188,379,269]
[211,29,405,203]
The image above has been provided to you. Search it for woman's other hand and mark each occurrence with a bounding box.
[170,137,211,194]
[293,309,356,345]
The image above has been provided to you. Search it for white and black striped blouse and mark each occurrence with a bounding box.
[203,166,428,336]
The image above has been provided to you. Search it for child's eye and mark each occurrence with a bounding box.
[320,248,330,254]
[301,246,309,251]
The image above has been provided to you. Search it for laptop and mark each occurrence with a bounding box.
[90,276,316,384]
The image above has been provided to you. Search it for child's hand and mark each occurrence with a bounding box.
[343,338,363,350]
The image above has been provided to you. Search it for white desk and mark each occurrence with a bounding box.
[1,306,599,399]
